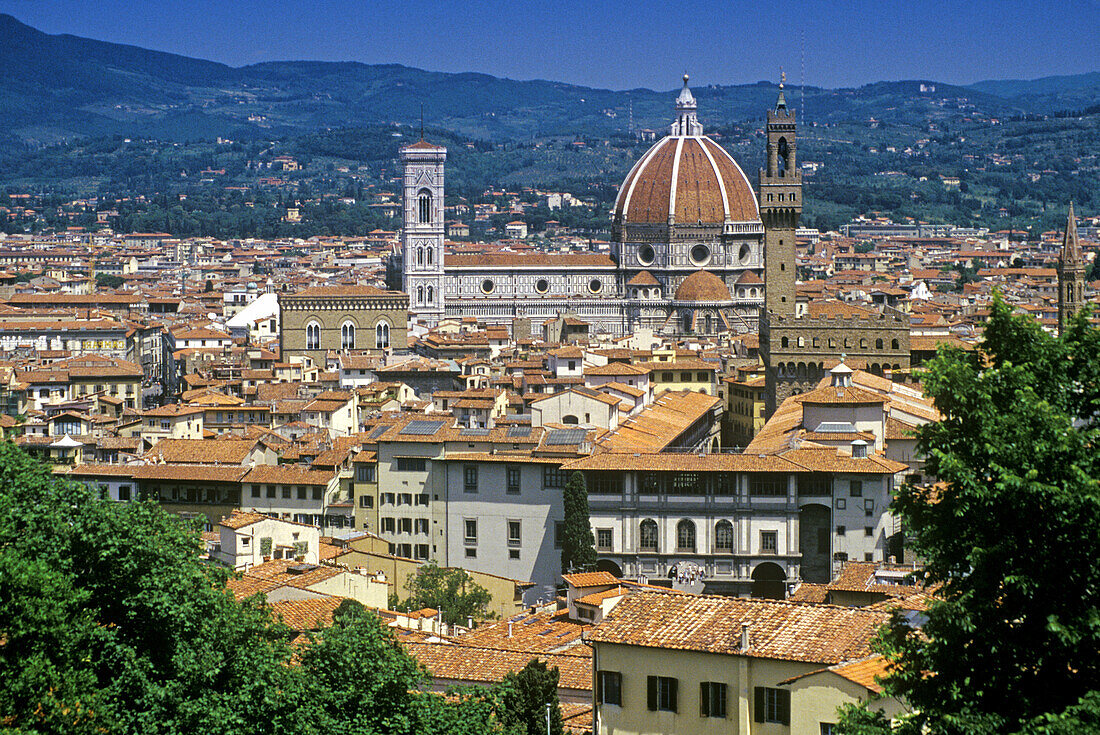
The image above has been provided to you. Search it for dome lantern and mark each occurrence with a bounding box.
[671,73,703,136]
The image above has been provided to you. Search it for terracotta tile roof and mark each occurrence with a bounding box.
[457,609,590,654]
[786,582,830,604]
[219,510,268,530]
[587,591,888,664]
[238,558,342,590]
[146,438,259,465]
[626,270,660,287]
[795,384,887,406]
[133,464,249,483]
[576,587,629,606]
[595,389,719,453]
[269,597,342,631]
[403,642,592,691]
[562,571,620,588]
[779,654,890,695]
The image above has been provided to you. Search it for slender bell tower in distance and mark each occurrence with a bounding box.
[760,71,801,320]
[401,136,447,328]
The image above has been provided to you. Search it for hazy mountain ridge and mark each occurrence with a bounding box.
[1,13,1098,146]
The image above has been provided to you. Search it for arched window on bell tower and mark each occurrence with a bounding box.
[418,189,432,224]
[777,137,789,177]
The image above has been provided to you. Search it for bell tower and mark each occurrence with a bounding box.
[401,139,447,327]
[760,73,801,320]
[1057,202,1086,334]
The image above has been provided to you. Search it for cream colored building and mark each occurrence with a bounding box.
[587,590,899,735]
[214,510,320,569]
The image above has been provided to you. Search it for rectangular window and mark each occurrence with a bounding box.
[797,473,831,496]
[464,519,477,544]
[399,493,412,506]
[542,466,568,489]
[398,518,412,534]
[590,472,624,494]
[118,485,131,502]
[281,486,291,499]
[700,681,728,718]
[697,371,709,382]
[415,518,429,535]
[358,495,373,508]
[251,484,260,498]
[266,484,276,498]
[507,520,522,546]
[837,525,846,536]
[506,466,521,494]
[381,517,395,533]
[414,544,429,560]
[821,725,838,735]
[597,671,622,706]
[596,528,612,551]
[396,457,427,472]
[465,548,477,558]
[865,526,875,537]
[754,687,790,725]
[850,479,863,497]
[760,530,778,554]
[297,486,306,500]
[464,465,479,493]
[312,487,322,501]
[749,473,787,496]
[647,676,678,713]
[416,493,429,506]
[356,465,375,482]
[554,521,564,549]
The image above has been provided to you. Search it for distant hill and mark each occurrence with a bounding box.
[0,13,1098,146]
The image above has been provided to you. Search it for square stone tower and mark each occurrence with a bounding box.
[401,139,447,327]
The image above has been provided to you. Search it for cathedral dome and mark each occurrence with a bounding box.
[674,270,732,302]
[614,76,759,228]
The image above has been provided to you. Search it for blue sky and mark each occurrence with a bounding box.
[1,0,1096,90]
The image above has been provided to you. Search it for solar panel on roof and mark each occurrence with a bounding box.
[368,425,389,439]
[400,419,447,436]
[545,428,586,445]
[460,427,491,436]
[506,425,533,438]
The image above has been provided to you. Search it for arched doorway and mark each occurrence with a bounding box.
[799,504,831,583]
[596,559,622,577]
[751,562,787,600]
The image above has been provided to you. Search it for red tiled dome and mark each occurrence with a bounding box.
[614,136,759,226]
[674,270,732,301]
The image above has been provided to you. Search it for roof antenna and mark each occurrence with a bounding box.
[800,27,806,123]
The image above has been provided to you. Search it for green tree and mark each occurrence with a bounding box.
[839,295,1100,734]
[560,471,597,574]
[498,659,563,735]
[397,562,493,626]
[295,600,427,734]
[0,442,505,734]
[95,273,125,289]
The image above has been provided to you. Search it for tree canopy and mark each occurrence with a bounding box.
[839,295,1100,733]
[393,561,493,627]
[0,441,509,734]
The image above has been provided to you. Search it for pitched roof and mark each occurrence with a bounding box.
[404,642,591,691]
[587,590,888,664]
[562,571,620,588]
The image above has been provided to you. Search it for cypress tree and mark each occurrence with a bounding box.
[560,471,597,574]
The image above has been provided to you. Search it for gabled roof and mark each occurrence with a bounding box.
[587,590,887,665]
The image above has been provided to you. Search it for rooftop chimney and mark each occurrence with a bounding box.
[740,623,750,653]
[508,621,513,638]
